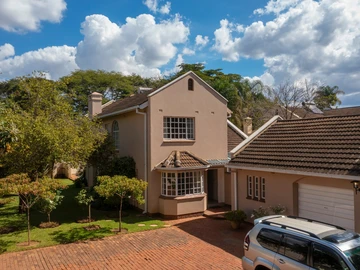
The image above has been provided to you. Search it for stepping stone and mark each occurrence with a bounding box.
[163,225,171,227]
[150,224,158,227]
[138,224,146,227]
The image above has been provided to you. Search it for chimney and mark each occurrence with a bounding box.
[88,92,103,118]
[243,117,253,135]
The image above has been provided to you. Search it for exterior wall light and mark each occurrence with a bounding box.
[351,180,360,194]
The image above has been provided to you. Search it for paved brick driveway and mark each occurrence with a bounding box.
[0,216,251,269]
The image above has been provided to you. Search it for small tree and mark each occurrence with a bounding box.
[94,175,147,232]
[75,189,94,225]
[0,174,64,245]
[36,190,64,223]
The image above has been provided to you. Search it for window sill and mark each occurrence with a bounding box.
[163,139,195,143]
[246,196,266,203]
[159,194,206,201]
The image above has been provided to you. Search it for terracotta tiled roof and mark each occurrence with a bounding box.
[157,151,209,169]
[230,115,360,176]
[98,90,154,117]
[227,125,245,152]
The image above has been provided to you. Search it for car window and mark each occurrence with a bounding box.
[312,243,349,270]
[344,246,360,269]
[278,234,309,264]
[257,229,282,252]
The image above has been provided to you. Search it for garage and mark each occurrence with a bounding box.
[298,184,354,231]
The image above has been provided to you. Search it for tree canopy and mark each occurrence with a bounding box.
[0,74,106,180]
[314,85,345,110]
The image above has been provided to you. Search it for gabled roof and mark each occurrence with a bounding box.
[323,106,360,117]
[148,71,228,102]
[227,120,248,152]
[97,90,153,118]
[156,150,210,170]
[229,115,360,178]
[97,71,228,118]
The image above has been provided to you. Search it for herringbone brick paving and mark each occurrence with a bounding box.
[0,216,249,269]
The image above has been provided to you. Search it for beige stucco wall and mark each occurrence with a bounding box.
[235,169,360,232]
[147,73,228,214]
[102,111,146,183]
[159,195,206,217]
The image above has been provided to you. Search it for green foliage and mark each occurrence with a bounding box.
[95,175,147,231]
[224,210,247,222]
[36,191,64,223]
[314,85,345,109]
[0,74,106,180]
[59,70,166,113]
[251,204,287,219]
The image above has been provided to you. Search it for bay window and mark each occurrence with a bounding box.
[161,171,204,196]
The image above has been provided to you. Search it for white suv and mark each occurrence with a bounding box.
[242,215,360,270]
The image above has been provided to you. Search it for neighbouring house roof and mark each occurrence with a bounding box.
[156,150,210,170]
[227,120,248,152]
[322,106,360,117]
[206,159,230,166]
[229,115,360,177]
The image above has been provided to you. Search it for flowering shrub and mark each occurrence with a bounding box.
[251,204,287,219]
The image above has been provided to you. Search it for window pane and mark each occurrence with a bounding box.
[164,117,194,140]
[257,229,282,252]
[313,244,349,270]
[280,235,309,264]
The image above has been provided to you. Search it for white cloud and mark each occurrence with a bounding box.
[182,48,195,55]
[0,0,66,32]
[254,0,299,15]
[213,0,360,106]
[0,45,78,80]
[160,2,171,14]
[75,14,189,77]
[246,72,275,87]
[143,0,171,14]
[195,35,209,48]
[0,44,15,60]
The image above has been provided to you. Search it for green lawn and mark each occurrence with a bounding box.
[0,179,164,253]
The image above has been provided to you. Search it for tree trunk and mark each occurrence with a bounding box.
[27,207,31,245]
[47,213,51,223]
[88,204,91,225]
[18,194,26,213]
[118,197,123,232]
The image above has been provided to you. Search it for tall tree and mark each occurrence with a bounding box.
[314,85,345,110]
[0,74,106,181]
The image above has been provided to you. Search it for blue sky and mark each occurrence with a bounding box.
[0,0,359,106]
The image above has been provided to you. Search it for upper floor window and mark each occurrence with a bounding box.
[188,78,194,90]
[112,121,119,150]
[163,117,194,140]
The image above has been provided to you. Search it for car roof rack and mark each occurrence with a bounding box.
[260,219,320,239]
[286,216,346,231]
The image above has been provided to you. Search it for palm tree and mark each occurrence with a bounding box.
[314,85,345,109]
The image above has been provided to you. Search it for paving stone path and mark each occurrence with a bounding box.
[0,216,248,269]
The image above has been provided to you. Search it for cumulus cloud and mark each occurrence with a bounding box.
[143,0,171,14]
[213,0,360,106]
[195,35,209,48]
[0,45,78,80]
[0,0,66,32]
[75,14,189,77]
[246,72,275,87]
[0,44,15,60]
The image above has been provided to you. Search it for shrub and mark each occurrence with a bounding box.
[251,204,287,219]
[269,204,287,215]
[251,206,270,219]
[224,210,247,223]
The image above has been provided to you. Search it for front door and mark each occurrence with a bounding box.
[207,169,218,206]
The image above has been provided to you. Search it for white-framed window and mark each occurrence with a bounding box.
[161,171,203,196]
[247,176,253,198]
[112,121,119,150]
[254,177,259,200]
[261,177,266,200]
[163,117,194,140]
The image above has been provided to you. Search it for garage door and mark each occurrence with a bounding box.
[298,184,354,231]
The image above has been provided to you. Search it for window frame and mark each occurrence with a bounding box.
[254,176,259,200]
[188,78,194,91]
[261,177,266,201]
[163,117,195,140]
[247,176,253,199]
[161,171,204,197]
[112,121,120,150]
